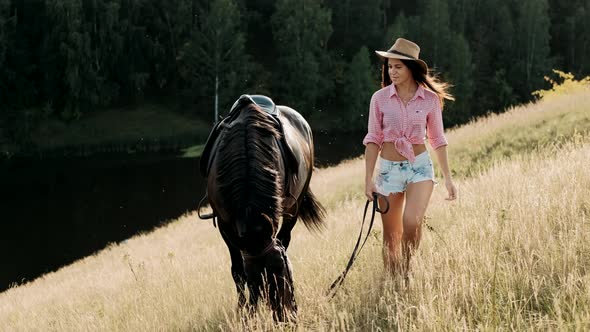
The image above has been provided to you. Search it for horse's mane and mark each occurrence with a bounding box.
[214,103,283,226]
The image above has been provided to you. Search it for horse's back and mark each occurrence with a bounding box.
[277,106,312,143]
[277,106,313,167]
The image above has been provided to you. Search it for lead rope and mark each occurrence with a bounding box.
[326,193,389,299]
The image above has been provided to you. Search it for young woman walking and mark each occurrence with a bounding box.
[363,38,457,282]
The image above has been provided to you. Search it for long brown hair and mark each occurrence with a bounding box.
[381,59,454,108]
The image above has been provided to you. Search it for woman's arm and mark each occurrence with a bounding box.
[365,143,380,201]
[432,145,457,200]
[363,93,383,201]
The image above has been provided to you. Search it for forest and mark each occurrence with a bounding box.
[0,0,589,150]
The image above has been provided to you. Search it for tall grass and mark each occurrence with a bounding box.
[1,82,589,331]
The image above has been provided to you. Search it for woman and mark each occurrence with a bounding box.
[363,38,457,282]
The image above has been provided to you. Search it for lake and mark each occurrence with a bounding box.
[0,130,366,291]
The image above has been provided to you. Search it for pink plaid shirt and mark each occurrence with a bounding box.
[363,84,448,162]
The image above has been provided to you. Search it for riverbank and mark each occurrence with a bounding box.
[0,104,212,159]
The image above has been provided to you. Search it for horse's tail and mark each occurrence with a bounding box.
[298,189,326,233]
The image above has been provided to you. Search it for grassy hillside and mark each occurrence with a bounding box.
[446,74,590,178]
[1,79,589,331]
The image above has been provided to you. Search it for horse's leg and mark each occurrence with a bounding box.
[273,244,297,321]
[276,215,298,319]
[277,215,297,249]
[219,227,247,308]
[243,254,264,310]
[243,241,297,322]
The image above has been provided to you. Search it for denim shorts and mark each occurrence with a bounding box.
[375,151,436,195]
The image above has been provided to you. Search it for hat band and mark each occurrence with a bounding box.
[387,49,417,59]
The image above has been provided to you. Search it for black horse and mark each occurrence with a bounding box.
[200,95,325,321]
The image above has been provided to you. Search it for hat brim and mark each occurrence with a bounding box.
[375,50,428,73]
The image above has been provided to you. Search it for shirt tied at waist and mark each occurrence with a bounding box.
[393,136,416,163]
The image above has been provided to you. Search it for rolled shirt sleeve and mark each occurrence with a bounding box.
[426,98,448,149]
[363,94,384,147]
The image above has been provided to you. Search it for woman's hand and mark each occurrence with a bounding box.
[445,178,457,201]
[365,180,378,201]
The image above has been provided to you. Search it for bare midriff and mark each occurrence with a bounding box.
[380,142,427,161]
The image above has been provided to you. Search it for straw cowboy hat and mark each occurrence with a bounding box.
[375,38,428,74]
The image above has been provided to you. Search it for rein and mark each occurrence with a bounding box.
[326,192,389,299]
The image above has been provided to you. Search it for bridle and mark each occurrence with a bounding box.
[327,192,389,298]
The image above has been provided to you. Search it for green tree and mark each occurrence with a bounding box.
[547,0,590,76]
[577,7,590,74]
[83,0,123,103]
[114,0,150,101]
[569,4,590,74]
[342,46,378,130]
[3,1,42,110]
[419,0,451,70]
[489,3,518,111]
[445,33,473,126]
[0,0,7,66]
[383,12,421,53]
[514,0,552,96]
[326,0,383,59]
[447,0,473,36]
[463,0,517,117]
[271,0,332,116]
[0,0,10,108]
[139,1,192,94]
[44,0,116,119]
[384,12,408,45]
[179,0,250,123]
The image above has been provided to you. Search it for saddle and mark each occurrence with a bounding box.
[199,95,298,178]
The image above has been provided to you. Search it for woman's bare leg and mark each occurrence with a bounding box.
[402,180,434,280]
[379,192,405,275]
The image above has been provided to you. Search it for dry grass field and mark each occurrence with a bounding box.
[1,75,589,331]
